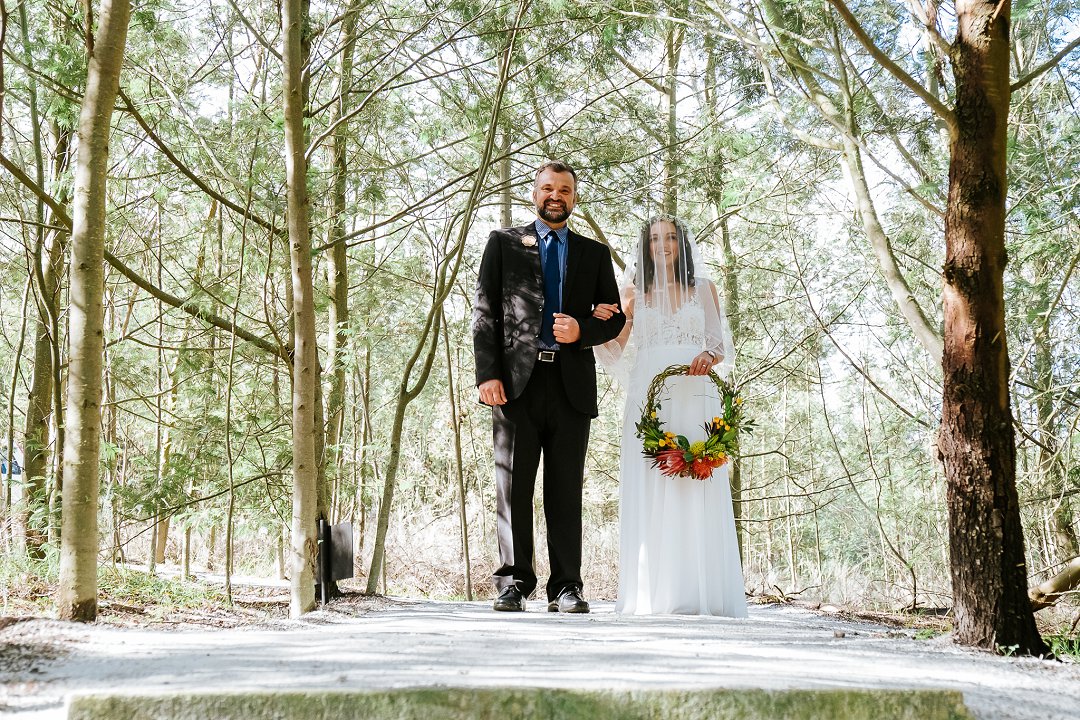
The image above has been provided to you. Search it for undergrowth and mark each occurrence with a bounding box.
[1046,632,1080,660]
[97,566,226,610]
[1,551,226,616]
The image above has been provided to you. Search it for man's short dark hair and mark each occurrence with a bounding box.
[535,161,578,188]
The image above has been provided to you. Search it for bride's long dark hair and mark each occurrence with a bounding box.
[639,216,695,293]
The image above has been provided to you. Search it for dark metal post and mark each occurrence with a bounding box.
[318,517,331,606]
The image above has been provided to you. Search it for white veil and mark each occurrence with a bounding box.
[596,216,734,385]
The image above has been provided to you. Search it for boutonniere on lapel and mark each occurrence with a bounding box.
[521,235,537,248]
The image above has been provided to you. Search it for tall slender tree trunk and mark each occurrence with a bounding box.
[761,0,943,361]
[499,128,512,227]
[56,0,131,622]
[718,209,743,555]
[17,127,70,557]
[704,38,743,558]
[840,132,944,360]
[832,28,943,362]
[442,313,472,600]
[939,0,1045,655]
[6,281,31,548]
[365,0,527,592]
[324,0,360,524]
[283,0,318,617]
[150,203,168,569]
[355,349,372,557]
[12,3,64,556]
[661,16,684,217]
[1030,258,1077,559]
[101,288,119,564]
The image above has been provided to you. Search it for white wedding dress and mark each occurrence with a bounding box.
[612,289,748,617]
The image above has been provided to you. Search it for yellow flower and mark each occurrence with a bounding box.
[713,416,721,424]
[735,397,743,406]
[651,411,657,419]
[689,441,706,455]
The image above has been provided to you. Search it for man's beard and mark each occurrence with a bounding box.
[538,201,571,224]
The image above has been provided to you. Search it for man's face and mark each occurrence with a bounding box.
[532,169,577,227]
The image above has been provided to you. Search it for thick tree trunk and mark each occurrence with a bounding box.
[283,0,318,618]
[938,0,1046,655]
[56,0,131,622]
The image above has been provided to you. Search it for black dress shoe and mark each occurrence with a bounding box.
[493,585,525,612]
[547,587,590,614]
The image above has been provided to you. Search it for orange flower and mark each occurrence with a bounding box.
[691,458,714,479]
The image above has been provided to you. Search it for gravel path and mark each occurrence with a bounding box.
[1,599,1077,719]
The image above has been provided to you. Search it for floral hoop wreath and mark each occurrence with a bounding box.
[635,364,752,480]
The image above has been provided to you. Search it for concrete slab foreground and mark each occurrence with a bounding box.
[3,600,1079,720]
[66,687,975,720]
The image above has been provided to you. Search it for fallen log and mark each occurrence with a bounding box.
[1030,556,1080,611]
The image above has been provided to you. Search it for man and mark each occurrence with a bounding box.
[473,161,625,613]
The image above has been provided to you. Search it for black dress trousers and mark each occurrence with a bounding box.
[491,355,590,601]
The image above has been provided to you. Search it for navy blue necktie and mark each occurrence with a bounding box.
[540,232,560,347]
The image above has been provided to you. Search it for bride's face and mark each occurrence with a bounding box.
[649,221,679,269]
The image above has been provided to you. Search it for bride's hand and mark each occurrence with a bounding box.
[687,351,715,376]
[591,302,620,320]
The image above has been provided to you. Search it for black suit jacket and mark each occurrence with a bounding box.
[473,223,625,417]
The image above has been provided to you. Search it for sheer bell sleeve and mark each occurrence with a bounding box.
[700,279,735,378]
[595,284,637,386]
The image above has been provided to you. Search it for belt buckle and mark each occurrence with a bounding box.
[538,350,556,363]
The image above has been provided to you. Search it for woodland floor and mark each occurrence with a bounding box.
[1,575,1079,720]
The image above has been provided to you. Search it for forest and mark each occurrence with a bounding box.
[0,0,1077,656]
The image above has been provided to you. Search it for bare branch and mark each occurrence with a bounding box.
[826,0,956,130]
[116,88,278,235]
[611,48,666,93]
[225,0,282,61]
[1011,34,1080,93]
[0,149,285,359]
[905,0,952,57]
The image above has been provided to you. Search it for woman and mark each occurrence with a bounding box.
[595,217,747,616]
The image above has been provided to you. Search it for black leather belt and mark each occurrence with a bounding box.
[537,350,557,362]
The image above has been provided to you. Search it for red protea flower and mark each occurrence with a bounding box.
[654,449,688,477]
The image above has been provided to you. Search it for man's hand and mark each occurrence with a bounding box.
[553,313,581,344]
[478,379,507,406]
[591,303,620,320]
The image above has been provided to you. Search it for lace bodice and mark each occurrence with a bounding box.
[633,296,706,349]
[595,278,734,384]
